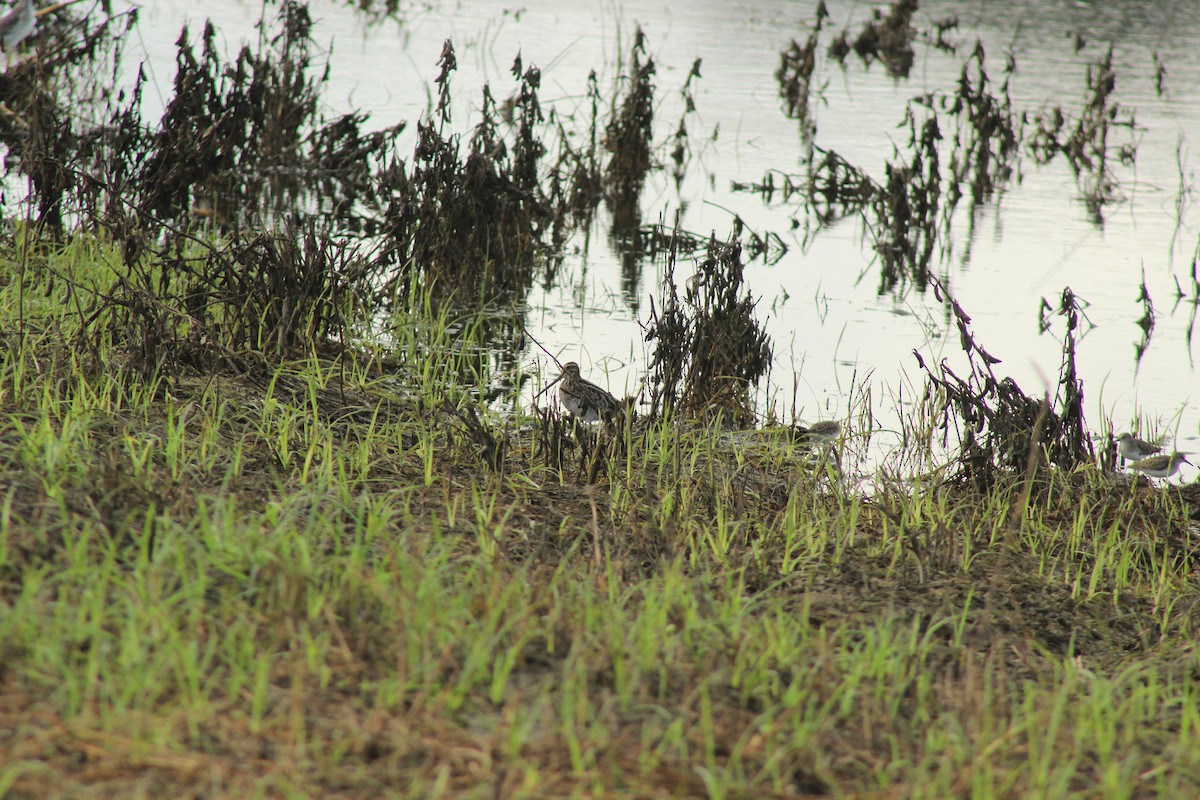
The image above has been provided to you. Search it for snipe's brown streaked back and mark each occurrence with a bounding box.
[557,361,620,423]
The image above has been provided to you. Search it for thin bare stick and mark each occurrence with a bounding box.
[37,0,90,18]
[521,321,567,399]
[519,321,562,367]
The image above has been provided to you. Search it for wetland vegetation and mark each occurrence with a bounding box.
[1,1,1198,797]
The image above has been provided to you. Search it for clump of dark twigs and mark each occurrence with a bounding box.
[1026,45,1137,224]
[0,3,413,375]
[2,1,706,390]
[872,109,943,293]
[99,217,380,379]
[643,219,773,426]
[915,276,1093,491]
[603,27,656,228]
[776,3,829,131]
[828,0,917,78]
[376,43,552,301]
[743,7,1138,296]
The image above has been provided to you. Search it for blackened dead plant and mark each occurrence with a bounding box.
[828,0,917,78]
[668,58,703,187]
[444,398,508,473]
[941,42,1020,213]
[378,43,553,301]
[773,109,943,294]
[102,217,380,378]
[745,42,1024,293]
[1025,45,1137,224]
[216,218,374,357]
[643,220,773,426]
[603,28,656,232]
[5,1,401,243]
[135,3,326,231]
[557,70,604,221]
[780,148,875,227]
[873,108,942,294]
[914,276,1093,492]
[0,4,131,234]
[776,3,829,133]
[731,146,877,259]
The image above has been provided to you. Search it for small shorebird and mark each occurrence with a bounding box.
[1128,451,1191,480]
[0,0,35,57]
[554,361,620,423]
[799,419,841,446]
[1116,432,1163,462]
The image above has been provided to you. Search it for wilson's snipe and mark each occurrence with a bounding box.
[556,361,620,422]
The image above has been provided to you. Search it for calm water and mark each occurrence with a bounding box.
[126,0,1200,479]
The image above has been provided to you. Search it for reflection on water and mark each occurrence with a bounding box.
[94,1,1200,477]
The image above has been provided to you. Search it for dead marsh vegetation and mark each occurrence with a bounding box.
[0,1,1199,798]
[762,2,1142,294]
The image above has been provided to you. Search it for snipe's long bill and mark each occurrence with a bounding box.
[556,361,620,423]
